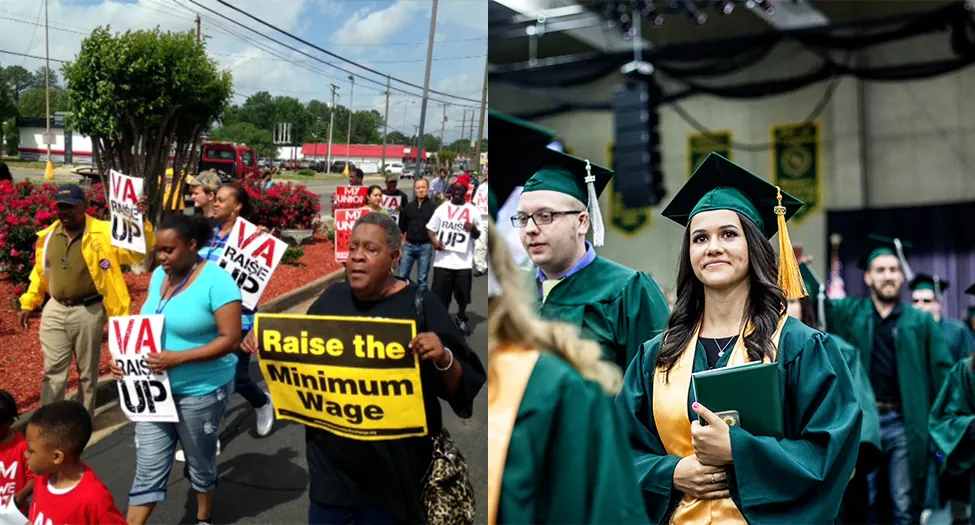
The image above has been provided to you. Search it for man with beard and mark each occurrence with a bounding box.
[804,235,952,525]
[515,147,669,371]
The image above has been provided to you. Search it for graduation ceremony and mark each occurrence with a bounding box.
[487,1,975,524]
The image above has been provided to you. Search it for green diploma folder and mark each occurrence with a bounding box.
[691,362,784,439]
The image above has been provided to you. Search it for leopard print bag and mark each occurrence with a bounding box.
[414,290,475,524]
[422,428,475,525]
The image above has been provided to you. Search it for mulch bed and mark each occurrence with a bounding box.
[0,235,341,412]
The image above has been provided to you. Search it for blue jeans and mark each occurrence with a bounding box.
[234,346,268,409]
[398,242,433,292]
[867,412,914,525]
[128,381,233,507]
[309,501,395,525]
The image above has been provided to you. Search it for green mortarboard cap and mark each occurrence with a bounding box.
[661,152,802,238]
[488,110,556,215]
[910,273,949,293]
[966,305,975,323]
[856,235,914,274]
[521,148,613,246]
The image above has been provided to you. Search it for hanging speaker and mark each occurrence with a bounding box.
[612,80,666,208]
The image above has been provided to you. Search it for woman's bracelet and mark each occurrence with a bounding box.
[434,348,454,371]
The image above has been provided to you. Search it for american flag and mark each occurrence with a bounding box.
[827,250,847,299]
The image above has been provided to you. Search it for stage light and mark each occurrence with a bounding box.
[716,0,735,15]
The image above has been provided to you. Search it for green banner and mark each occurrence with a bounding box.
[607,143,650,235]
[771,122,821,224]
[688,131,732,178]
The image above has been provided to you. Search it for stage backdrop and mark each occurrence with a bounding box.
[827,201,975,321]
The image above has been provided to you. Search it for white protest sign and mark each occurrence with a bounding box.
[381,194,403,222]
[217,217,287,310]
[473,182,489,217]
[0,494,27,525]
[438,204,474,254]
[109,170,146,253]
[109,315,178,423]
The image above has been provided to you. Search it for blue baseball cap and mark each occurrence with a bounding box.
[54,184,86,205]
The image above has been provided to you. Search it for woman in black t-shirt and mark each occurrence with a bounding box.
[244,213,485,524]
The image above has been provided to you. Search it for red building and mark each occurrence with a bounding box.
[301,144,428,169]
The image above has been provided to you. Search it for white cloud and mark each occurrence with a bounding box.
[331,0,423,48]
[437,0,488,34]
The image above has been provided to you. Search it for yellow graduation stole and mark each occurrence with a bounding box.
[652,315,787,524]
[487,345,540,525]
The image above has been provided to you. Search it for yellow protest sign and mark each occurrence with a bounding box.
[255,314,427,441]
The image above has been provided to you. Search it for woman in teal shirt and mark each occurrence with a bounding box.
[112,214,243,525]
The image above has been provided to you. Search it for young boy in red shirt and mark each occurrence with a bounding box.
[26,401,125,525]
[0,391,33,513]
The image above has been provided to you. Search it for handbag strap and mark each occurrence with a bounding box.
[487,346,540,525]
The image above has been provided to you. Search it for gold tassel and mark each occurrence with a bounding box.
[775,186,808,300]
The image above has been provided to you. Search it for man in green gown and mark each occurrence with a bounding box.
[911,274,975,363]
[804,235,953,524]
[514,148,670,370]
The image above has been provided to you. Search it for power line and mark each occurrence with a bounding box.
[19,0,45,66]
[0,49,66,64]
[176,0,479,108]
[202,0,482,105]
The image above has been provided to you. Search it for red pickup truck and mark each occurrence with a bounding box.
[198,141,262,183]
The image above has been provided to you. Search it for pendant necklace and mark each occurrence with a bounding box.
[713,336,736,358]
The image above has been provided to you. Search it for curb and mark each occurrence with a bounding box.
[13,268,346,432]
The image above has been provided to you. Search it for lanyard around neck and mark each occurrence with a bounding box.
[156,260,199,315]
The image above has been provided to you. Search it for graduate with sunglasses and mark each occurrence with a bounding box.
[910,274,975,364]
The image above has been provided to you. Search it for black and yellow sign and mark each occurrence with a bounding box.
[688,131,732,178]
[607,142,651,235]
[255,314,427,441]
[771,122,821,224]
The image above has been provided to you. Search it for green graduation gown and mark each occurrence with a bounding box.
[929,358,975,524]
[835,335,883,470]
[499,352,648,524]
[942,317,975,363]
[615,317,862,524]
[805,278,953,504]
[536,256,670,370]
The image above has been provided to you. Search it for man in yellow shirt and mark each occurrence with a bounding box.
[17,184,155,417]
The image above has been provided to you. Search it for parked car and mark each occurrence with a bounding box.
[329,160,356,174]
[385,162,405,176]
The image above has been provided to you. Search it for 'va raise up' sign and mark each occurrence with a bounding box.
[109,170,146,254]
[217,217,287,310]
[108,315,178,423]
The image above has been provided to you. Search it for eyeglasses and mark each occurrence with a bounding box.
[510,210,582,228]
[912,298,935,304]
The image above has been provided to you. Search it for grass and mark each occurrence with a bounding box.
[1,158,52,170]
[272,171,376,182]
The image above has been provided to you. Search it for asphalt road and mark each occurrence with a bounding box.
[82,276,488,524]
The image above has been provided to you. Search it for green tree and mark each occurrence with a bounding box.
[273,96,310,146]
[17,88,69,117]
[304,99,330,142]
[30,66,59,90]
[237,91,275,132]
[63,27,232,224]
[386,130,410,145]
[3,119,18,157]
[422,133,439,154]
[210,122,276,159]
[2,66,32,101]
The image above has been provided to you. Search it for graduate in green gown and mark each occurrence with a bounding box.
[804,236,953,524]
[616,153,862,524]
[928,283,975,525]
[910,274,975,364]
[513,148,670,370]
[487,185,648,525]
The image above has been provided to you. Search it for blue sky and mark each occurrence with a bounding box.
[0,0,487,142]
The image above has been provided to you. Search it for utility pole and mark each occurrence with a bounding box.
[327,84,339,169]
[44,0,52,173]
[460,110,466,156]
[416,0,439,167]
[196,14,201,44]
[345,75,355,171]
[438,104,448,163]
[468,105,475,154]
[381,76,390,173]
[473,57,488,173]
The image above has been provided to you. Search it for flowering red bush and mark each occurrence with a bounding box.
[246,182,321,230]
[0,181,109,295]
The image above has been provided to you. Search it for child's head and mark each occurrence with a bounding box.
[0,390,17,433]
[25,401,92,475]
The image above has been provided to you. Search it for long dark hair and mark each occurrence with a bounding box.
[220,183,253,218]
[657,212,786,377]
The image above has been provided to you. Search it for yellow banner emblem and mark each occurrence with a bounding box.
[256,314,428,440]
